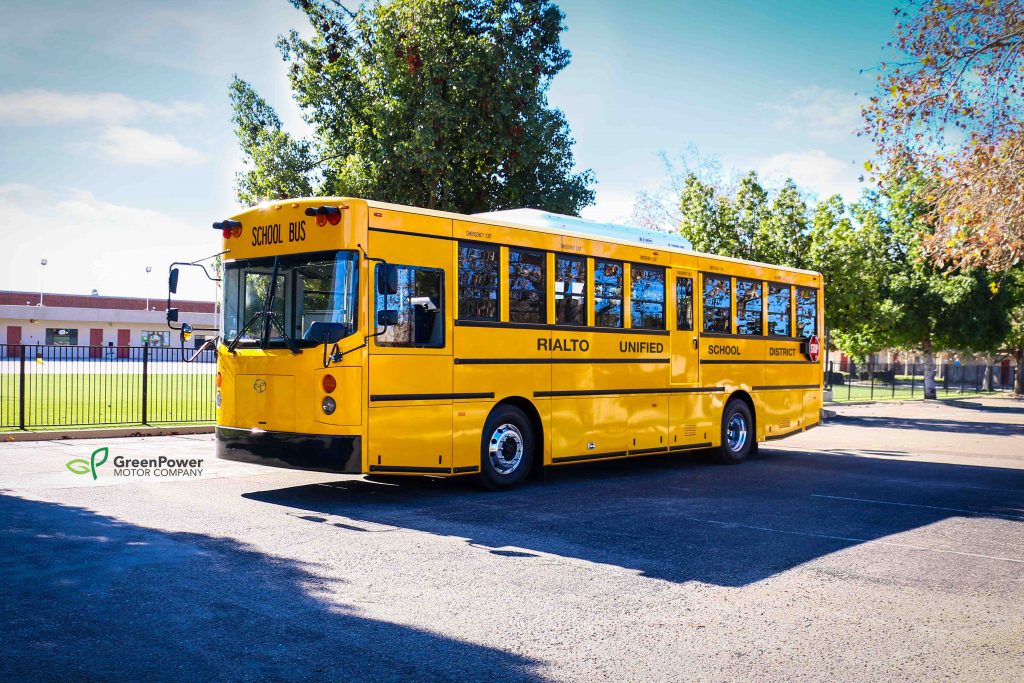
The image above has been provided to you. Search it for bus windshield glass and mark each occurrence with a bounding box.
[222,250,359,347]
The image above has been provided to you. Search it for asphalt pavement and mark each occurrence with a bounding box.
[2,397,1023,681]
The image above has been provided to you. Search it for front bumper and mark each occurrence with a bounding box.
[216,426,362,474]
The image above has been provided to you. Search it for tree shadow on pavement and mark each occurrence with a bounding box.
[244,448,1024,589]
[831,414,1024,436]
[943,398,1024,415]
[0,494,540,682]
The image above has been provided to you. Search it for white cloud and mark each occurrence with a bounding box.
[83,126,206,166]
[0,89,203,126]
[765,87,863,141]
[580,190,638,224]
[751,149,863,202]
[0,184,218,301]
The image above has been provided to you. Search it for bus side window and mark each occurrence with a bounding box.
[796,287,817,337]
[458,243,498,321]
[555,254,587,325]
[375,263,445,348]
[508,248,546,324]
[735,279,763,335]
[594,259,623,328]
[767,283,791,337]
[676,276,693,331]
[702,275,731,333]
[630,265,665,329]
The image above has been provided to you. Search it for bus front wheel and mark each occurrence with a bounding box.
[477,405,534,490]
[718,400,753,465]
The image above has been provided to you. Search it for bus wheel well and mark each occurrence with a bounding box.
[491,397,544,475]
[726,390,757,436]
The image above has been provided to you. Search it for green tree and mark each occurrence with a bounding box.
[807,195,889,359]
[231,0,594,214]
[999,268,1024,394]
[676,171,887,350]
[865,174,1011,399]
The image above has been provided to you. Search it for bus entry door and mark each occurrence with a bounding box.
[366,228,455,474]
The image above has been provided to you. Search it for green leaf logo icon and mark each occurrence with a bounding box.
[66,459,90,475]
[65,446,110,480]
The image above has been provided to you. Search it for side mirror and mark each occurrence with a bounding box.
[376,264,399,295]
[168,268,180,294]
[180,323,193,343]
[377,310,399,327]
[307,321,347,344]
[167,308,179,322]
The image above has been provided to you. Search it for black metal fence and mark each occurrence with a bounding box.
[824,360,1019,402]
[1,344,215,430]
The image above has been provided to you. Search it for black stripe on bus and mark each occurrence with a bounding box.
[369,465,452,473]
[454,319,670,336]
[534,386,724,398]
[752,384,821,390]
[764,432,797,441]
[455,357,669,365]
[700,332,806,342]
[452,466,480,474]
[369,392,494,402]
[700,359,816,365]
[670,442,712,452]
[552,451,628,464]
[369,226,454,241]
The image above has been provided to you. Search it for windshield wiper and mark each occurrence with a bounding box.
[227,310,264,353]
[259,256,301,354]
[267,310,301,354]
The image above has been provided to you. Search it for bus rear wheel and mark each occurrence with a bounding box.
[477,405,534,490]
[718,399,753,465]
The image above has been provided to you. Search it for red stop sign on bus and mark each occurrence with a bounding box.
[806,334,820,362]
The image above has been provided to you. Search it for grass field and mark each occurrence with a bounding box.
[1,372,214,430]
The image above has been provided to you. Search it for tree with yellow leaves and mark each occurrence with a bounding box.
[863,0,1024,271]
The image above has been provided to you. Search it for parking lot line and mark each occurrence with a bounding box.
[673,514,1024,565]
[810,493,1024,521]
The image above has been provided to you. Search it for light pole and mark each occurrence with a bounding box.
[39,258,47,306]
[145,266,152,310]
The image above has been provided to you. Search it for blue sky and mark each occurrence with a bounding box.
[0,0,897,300]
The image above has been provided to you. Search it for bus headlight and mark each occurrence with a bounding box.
[321,396,336,415]
[216,390,222,407]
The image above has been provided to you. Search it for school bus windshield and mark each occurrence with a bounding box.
[222,249,359,347]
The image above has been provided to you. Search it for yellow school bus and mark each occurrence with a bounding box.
[176,197,823,490]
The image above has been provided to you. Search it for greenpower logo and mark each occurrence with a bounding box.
[66,447,109,480]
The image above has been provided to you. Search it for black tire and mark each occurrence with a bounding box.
[718,399,754,465]
[476,405,535,490]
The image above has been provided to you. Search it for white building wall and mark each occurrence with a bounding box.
[1,305,217,355]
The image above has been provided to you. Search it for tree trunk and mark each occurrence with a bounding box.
[1016,347,1024,396]
[983,353,994,392]
[922,337,937,400]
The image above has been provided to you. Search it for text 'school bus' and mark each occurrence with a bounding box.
[168,198,823,490]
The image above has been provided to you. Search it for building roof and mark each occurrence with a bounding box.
[0,290,215,313]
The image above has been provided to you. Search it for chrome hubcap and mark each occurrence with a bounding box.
[726,413,748,452]
[488,424,524,475]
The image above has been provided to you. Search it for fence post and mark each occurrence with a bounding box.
[18,344,26,430]
[141,345,149,425]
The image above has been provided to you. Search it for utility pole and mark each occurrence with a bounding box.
[39,258,47,306]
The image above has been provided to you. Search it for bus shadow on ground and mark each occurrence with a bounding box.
[244,448,1024,589]
[0,493,540,682]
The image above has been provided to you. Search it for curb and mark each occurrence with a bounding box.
[1,425,215,443]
